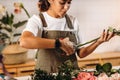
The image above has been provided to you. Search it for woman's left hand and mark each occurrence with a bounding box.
[97,29,115,44]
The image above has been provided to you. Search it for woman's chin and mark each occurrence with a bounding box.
[58,13,66,18]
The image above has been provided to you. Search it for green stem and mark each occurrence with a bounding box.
[77,37,100,48]
[10,26,13,44]
[22,6,30,18]
[76,27,120,48]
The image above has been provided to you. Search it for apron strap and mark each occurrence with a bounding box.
[39,13,47,27]
[65,14,73,29]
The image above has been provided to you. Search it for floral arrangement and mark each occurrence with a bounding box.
[31,60,80,80]
[31,60,120,80]
[0,2,30,44]
[73,63,120,80]
[31,27,120,80]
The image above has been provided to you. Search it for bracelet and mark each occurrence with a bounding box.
[55,39,61,48]
[76,49,80,56]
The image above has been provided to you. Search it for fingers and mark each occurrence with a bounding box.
[104,29,114,41]
[65,41,75,56]
[103,29,108,41]
[64,37,69,41]
[60,37,75,56]
[63,41,75,56]
[98,29,115,43]
[101,29,105,39]
[106,31,114,41]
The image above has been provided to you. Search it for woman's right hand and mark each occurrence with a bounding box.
[59,37,75,56]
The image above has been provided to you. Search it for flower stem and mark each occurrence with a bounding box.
[76,27,120,49]
[21,4,30,18]
[76,37,100,48]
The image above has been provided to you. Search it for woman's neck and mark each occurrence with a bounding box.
[46,10,64,18]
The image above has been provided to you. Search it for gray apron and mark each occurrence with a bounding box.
[35,13,78,73]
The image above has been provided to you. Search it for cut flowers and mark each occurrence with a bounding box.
[31,27,120,80]
[31,60,120,80]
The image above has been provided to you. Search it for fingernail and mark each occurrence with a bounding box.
[103,29,105,32]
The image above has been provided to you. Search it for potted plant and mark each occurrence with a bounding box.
[0,2,30,64]
[0,2,30,44]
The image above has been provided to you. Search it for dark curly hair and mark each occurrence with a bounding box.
[38,0,50,12]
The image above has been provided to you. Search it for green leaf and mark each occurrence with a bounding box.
[117,68,120,74]
[2,27,12,32]
[8,13,14,26]
[102,63,112,72]
[111,69,118,74]
[96,64,103,72]
[0,32,9,40]
[13,20,27,28]
[0,15,9,25]
[0,12,14,26]
[32,68,55,80]
[94,71,100,76]
[13,33,21,37]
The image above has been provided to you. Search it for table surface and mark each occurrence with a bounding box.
[15,76,31,80]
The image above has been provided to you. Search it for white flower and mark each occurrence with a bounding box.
[98,73,109,80]
[110,73,120,80]
[0,4,6,16]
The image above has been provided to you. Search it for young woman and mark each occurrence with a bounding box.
[19,0,114,72]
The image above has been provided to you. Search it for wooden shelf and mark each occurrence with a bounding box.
[0,59,35,77]
[77,52,120,69]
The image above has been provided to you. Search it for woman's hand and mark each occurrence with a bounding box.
[97,29,115,44]
[60,37,75,56]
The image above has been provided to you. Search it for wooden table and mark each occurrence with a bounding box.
[0,59,35,77]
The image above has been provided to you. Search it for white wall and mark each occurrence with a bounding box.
[69,0,120,53]
[1,0,120,58]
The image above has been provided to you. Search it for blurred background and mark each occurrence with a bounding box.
[0,0,120,59]
[0,0,120,79]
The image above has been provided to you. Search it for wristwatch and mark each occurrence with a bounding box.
[55,39,61,48]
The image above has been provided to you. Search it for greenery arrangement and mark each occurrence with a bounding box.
[30,60,120,80]
[31,60,80,80]
[94,63,120,77]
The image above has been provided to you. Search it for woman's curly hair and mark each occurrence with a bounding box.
[38,0,50,12]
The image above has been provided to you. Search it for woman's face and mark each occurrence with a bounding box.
[47,0,72,18]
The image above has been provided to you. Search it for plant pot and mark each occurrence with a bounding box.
[1,43,28,64]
